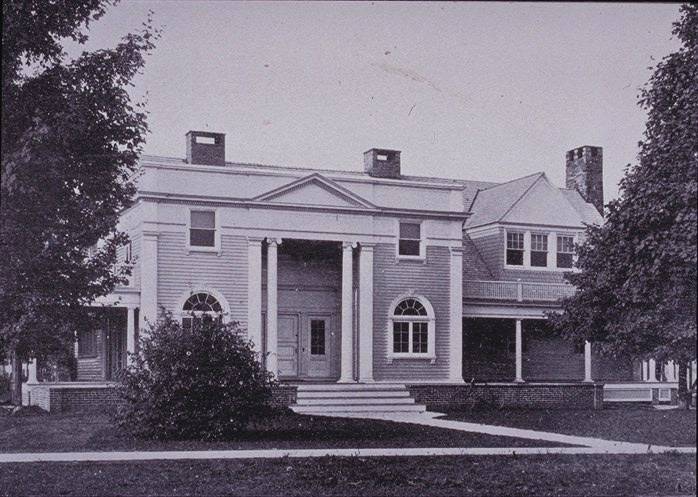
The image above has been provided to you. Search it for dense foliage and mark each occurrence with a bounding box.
[550,5,697,403]
[1,0,158,403]
[116,313,278,440]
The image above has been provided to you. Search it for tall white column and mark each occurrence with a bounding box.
[648,358,658,382]
[515,319,524,382]
[126,306,136,365]
[140,231,159,332]
[266,238,280,376]
[449,246,464,383]
[339,241,355,383]
[27,359,38,384]
[247,237,263,353]
[358,243,374,383]
[664,361,677,382]
[584,341,593,382]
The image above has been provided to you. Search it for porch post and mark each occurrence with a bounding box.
[140,231,159,331]
[449,246,464,383]
[648,358,658,382]
[339,241,355,383]
[266,238,280,376]
[515,319,524,382]
[665,361,677,382]
[126,306,137,365]
[584,341,593,382]
[247,237,263,353]
[358,243,374,382]
[27,359,38,384]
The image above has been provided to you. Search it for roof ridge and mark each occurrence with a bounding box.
[478,171,543,191]
[496,173,545,223]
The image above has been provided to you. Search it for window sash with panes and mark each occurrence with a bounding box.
[556,235,575,268]
[190,210,216,248]
[398,222,421,257]
[391,297,431,355]
[182,292,224,331]
[506,232,525,265]
[530,233,548,267]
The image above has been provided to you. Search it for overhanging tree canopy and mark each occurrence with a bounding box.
[550,4,697,403]
[1,0,158,403]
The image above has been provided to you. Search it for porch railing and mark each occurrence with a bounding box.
[464,280,576,302]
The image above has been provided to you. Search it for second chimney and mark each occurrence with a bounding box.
[566,145,604,215]
[186,131,226,166]
[364,148,401,179]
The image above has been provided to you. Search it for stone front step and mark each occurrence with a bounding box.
[298,390,411,399]
[290,383,427,414]
[292,404,426,414]
[295,383,407,391]
[296,397,416,406]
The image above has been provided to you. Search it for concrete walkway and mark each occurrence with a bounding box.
[328,411,643,449]
[0,445,695,464]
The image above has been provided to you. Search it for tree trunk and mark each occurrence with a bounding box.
[10,348,23,406]
[677,362,689,410]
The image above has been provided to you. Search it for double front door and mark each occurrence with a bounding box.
[277,312,337,380]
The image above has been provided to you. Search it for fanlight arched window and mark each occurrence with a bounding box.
[182,292,224,331]
[388,296,435,362]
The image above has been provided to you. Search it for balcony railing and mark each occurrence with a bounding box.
[464,279,576,302]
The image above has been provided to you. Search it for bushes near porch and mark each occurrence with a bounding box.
[115,313,279,440]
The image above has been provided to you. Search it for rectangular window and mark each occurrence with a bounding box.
[506,232,524,265]
[398,222,421,256]
[190,210,216,247]
[125,241,133,263]
[412,322,428,353]
[393,322,410,353]
[530,233,548,267]
[78,329,97,357]
[310,319,326,355]
[557,235,575,268]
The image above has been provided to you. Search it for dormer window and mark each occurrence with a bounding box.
[530,233,548,267]
[506,232,524,265]
[557,235,575,268]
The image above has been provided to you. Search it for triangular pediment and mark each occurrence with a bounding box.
[253,173,376,209]
[502,175,588,227]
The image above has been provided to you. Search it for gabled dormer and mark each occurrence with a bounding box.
[464,169,602,280]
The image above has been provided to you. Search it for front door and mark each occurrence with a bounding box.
[277,314,299,378]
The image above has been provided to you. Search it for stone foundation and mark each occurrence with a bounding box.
[407,382,604,410]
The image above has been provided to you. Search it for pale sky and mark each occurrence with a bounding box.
[66,1,681,200]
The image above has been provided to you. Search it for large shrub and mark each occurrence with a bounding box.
[116,312,277,440]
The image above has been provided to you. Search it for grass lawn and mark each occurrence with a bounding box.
[1,453,695,497]
[0,412,565,454]
[444,407,697,447]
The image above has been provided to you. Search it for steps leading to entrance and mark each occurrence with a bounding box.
[290,383,427,415]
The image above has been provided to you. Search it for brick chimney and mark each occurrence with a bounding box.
[566,145,604,214]
[186,131,226,166]
[364,148,401,179]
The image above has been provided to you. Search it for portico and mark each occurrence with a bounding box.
[248,237,375,383]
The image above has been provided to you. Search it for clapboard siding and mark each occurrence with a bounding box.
[157,231,248,329]
[373,244,451,381]
[500,268,567,284]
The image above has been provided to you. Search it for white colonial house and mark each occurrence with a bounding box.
[22,131,692,413]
